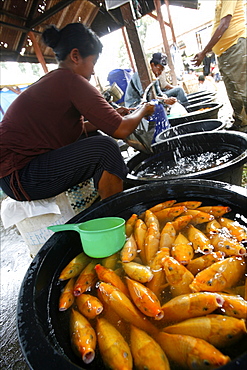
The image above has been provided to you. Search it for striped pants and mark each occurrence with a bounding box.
[0,135,128,201]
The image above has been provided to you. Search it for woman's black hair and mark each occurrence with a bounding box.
[42,23,103,61]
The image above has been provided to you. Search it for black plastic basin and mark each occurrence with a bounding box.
[168,102,223,126]
[125,131,247,188]
[17,179,247,370]
[187,94,216,105]
[155,119,226,143]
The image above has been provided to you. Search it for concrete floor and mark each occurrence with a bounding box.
[0,81,245,369]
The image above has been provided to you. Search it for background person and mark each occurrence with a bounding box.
[0,23,155,202]
[124,52,177,108]
[192,0,247,131]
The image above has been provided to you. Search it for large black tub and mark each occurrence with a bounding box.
[17,179,247,370]
[125,131,247,188]
[168,102,223,126]
[187,93,216,105]
[155,119,226,143]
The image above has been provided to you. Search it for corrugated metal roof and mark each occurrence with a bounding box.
[0,0,198,63]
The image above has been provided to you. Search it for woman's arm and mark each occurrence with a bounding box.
[112,102,155,139]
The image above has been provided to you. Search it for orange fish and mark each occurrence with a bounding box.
[154,206,187,224]
[149,199,177,213]
[96,317,133,370]
[94,263,129,296]
[59,252,91,281]
[73,260,98,296]
[171,214,193,232]
[121,234,138,263]
[171,232,194,265]
[182,209,214,225]
[197,205,231,218]
[162,256,194,297]
[126,277,164,320]
[155,332,230,369]
[160,292,224,322]
[70,308,96,364]
[130,325,170,370]
[58,277,76,311]
[125,213,138,238]
[163,314,247,348]
[98,282,158,335]
[189,256,246,293]
[172,201,202,209]
[76,293,103,319]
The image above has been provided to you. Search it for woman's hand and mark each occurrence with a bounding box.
[141,101,156,117]
[116,106,130,116]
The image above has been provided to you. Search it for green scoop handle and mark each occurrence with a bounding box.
[47,224,80,233]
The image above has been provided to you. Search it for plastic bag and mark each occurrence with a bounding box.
[168,101,188,118]
[125,99,170,152]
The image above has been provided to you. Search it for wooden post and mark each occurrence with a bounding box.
[28,31,48,74]
[120,2,152,90]
[153,0,177,85]
[121,27,136,72]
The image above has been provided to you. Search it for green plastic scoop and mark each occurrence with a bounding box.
[47,217,126,258]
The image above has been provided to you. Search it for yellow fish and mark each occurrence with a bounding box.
[189,256,246,293]
[144,221,160,266]
[125,213,138,238]
[172,201,202,209]
[96,317,133,370]
[219,217,247,243]
[73,260,98,296]
[126,277,164,320]
[76,293,103,319]
[122,261,153,283]
[161,292,224,322]
[187,224,213,253]
[163,314,246,348]
[149,199,177,213]
[162,256,194,297]
[155,332,230,370]
[59,252,91,281]
[98,282,158,335]
[171,232,194,265]
[130,325,170,370]
[70,309,96,364]
[186,251,224,276]
[144,209,160,229]
[95,263,129,296]
[160,222,176,250]
[218,293,247,320]
[197,205,231,218]
[58,277,75,311]
[134,218,147,265]
[121,234,138,263]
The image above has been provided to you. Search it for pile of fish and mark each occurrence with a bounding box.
[58,200,247,370]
